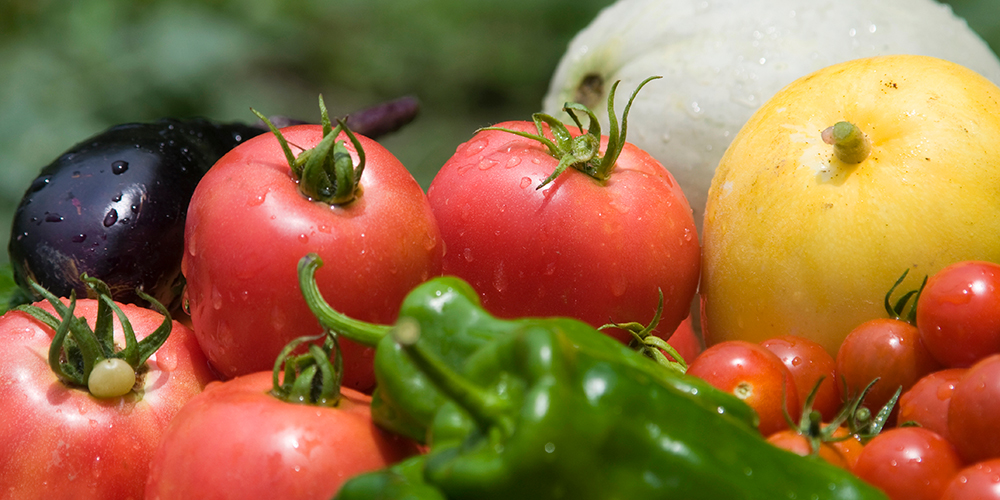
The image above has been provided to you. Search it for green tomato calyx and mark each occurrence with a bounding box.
[252,95,366,206]
[480,76,661,189]
[822,121,872,165]
[600,288,688,373]
[16,275,172,399]
[269,331,345,407]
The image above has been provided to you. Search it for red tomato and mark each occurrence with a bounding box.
[836,318,941,419]
[898,368,966,443]
[183,124,442,391]
[761,335,841,421]
[687,340,800,436]
[941,459,1000,500]
[666,316,703,364]
[146,371,420,499]
[0,299,215,498]
[948,354,1000,463]
[426,117,700,342]
[853,427,963,500]
[917,261,1000,368]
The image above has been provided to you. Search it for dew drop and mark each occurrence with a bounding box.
[103,209,118,227]
[111,160,129,175]
[29,176,51,192]
[505,156,522,168]
[519,177,532,189]
[44,212,64,223]
[298,234,309,244]
[111,192,123,202]
[212,287,223,310]
[493,262,508,293]
[71,234,87,243]
[463,248,474,262]
[478,157,499,170]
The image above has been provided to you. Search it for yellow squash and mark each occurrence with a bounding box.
[701,55,1000,355]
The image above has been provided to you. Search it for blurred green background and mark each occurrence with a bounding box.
[1,0,998,267]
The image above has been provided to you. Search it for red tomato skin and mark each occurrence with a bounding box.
[761,335,842,421]
[853,427,963,500]
[941,459,1000,500]
[836,318,942,418]
[427,121,700,342]
[666,316,703,364]
[145,371,421,500]
[0,300,216,499]
[948,354,1000,463]
[898,368,966,443]
[182,125,443,391]
[687,340,800,436]
[917,261,1000,368]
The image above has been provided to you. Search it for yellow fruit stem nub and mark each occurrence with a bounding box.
[822,121,871,164]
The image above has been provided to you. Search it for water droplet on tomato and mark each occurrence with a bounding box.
[248,192,267,207]
[519,177,532,189]
[212,287,223,310]
[463,138,489,157]
[463,248,474,262]
[298,234,309,244]
[187,237,197,257]
[505,156,522,168]
[544,262,556,276]
[478,157,499,170]
[156,348,178,372]
[493,261,508,293]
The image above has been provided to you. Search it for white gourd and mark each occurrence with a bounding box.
[543,0,1000,233]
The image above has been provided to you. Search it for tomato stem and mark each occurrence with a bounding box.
[822,121,871,164]
[600,288,688,373]
[478,76,660,189]
[252,95,367,206]
[270,332,344,406]
[15,275,172,398]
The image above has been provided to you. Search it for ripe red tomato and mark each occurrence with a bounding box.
[0,298,215,498]
[917,260,1000,368]
[761,335,841,421]
[940,459,1000,500]
[852,427,963,500]
[687,340,800,436]
[836,318,941,419]
[666,316,703,364]
[426,95,699,342]
[948,354,1000,463]
[898,368,966,443]
[183,124,442,391]
[145,371,420,499]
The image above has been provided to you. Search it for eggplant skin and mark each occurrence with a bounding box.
[8,118,264,310]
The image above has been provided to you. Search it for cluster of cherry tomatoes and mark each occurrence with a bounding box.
[684,260,1000,500]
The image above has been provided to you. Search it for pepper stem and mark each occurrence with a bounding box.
[297,253,392,347]
[392,317,516,437]
[822,121,871,164]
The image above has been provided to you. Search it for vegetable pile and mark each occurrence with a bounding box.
[2,48,1000,500]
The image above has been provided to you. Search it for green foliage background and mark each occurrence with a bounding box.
[1,0,997,267]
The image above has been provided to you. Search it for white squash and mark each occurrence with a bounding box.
[542,0,1000,233]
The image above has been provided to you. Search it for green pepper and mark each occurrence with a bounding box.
[297,255,886,500]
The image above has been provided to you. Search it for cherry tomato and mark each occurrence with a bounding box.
[836,318,941,419]
[853,427,963,500]
[898,368,966,443]
[917,261,1000,368]
[0,298,215,498]
[426,85,700,342]
[687,340,800,436]
[940,459,1000,500]
[761,335,841,421]
[145,371,420,499]
[948,354,1000,463]
[183,123,442,391]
